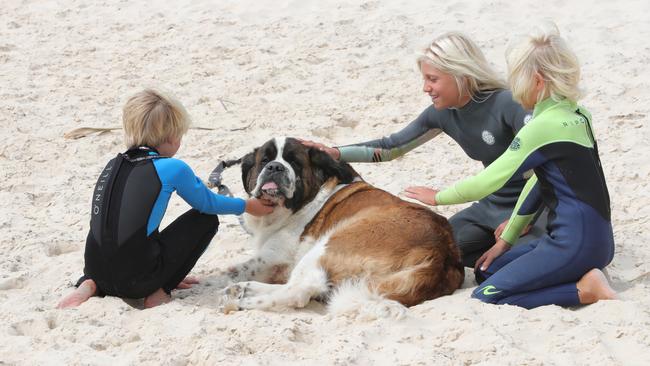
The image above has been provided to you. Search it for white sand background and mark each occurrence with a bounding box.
[2,0,650,365]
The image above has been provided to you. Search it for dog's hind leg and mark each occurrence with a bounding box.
[227,239,330,312]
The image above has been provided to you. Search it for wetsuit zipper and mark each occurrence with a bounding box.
[576,109,611,217]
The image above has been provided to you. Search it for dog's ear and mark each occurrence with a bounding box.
[308,148,357,184]
[240,149,257,194]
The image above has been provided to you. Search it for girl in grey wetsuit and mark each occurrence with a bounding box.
[305,32,546,268]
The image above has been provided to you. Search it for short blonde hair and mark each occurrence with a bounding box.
[506,22,582,105]
[417,31,507,101]
[122,89,190,148]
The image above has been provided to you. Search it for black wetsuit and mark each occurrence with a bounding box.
[77,146,245,298]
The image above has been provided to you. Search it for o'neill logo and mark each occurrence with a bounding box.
[93,161,114,215]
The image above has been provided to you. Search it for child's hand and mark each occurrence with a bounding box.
[299,139,341,160]
[402,186,439,206]
[475,239,511,272]
[245,198,275,216]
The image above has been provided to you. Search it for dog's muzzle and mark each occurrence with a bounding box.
[253,161,295,200]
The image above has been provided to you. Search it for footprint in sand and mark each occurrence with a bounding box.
[46,242,80,257]
[608,112,646,121]
[310,126,333,139]
[9,314,57,337]
[332,114,359,128]
[0,275,26,291]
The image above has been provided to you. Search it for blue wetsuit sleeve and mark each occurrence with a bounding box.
[337,106,442,162]
[155,158,246,215]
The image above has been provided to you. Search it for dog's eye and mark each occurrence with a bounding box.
[261,157,270,164]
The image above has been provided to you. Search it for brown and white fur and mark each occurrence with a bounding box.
[217,137,463,317]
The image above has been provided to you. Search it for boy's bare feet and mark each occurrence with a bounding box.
[577,268,618,304]
[143,288,171,308]
[176,276,199,289]
[57,279,97,309]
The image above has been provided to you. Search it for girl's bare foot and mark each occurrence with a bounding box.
[143,288,171,308]
[176,276,200,290]
[57,279,97,309]
[577,268,617,304]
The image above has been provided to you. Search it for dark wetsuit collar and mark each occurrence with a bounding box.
[453,89,502,114]
[126,145,159,154]
[123,146,164,162]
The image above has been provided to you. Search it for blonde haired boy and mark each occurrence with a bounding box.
[58,89,273,308]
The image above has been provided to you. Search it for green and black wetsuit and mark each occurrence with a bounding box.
[436,98,614,309]
[337,89,546,267]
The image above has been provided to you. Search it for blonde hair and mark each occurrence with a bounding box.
[122,89,190,148]
[506,21,582,105]
[417,31,507,102]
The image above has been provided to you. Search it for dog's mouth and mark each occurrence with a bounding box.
[259,181,286,204]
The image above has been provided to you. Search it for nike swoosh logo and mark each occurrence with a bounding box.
[481,285,501,296]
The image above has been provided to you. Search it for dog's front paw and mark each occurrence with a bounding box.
[220,299,241,314]
[218,283,249,314]
[217,283,248,313]
[222,283,247,299]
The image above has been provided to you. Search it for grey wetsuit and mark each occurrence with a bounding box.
[337,89,547,268]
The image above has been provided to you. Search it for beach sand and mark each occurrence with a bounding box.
[2,0,650,364]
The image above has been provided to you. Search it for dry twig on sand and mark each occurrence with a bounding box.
[63,126,218,140]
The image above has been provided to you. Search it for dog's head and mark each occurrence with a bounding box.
[241,137,358,212]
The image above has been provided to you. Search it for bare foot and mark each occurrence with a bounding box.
[577,268,618,304]
[57,279,97,309]
[143,288,171,308]
[176,276,200,290]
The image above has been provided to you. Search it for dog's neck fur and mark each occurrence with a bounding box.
[244,178,346,250]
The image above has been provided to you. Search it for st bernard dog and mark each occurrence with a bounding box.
[217,137,463,316]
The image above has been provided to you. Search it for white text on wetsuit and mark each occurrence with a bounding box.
[93,163,113,215]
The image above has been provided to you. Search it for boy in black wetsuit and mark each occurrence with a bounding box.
[58,89,274,309]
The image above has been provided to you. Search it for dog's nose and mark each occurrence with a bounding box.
[265,161,285,172]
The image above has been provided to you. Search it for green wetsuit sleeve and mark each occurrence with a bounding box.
[434,132,533,205]
[436,117,544,204]
[435,99,594,206]
[337,107,442,162]
[500,175,539,245]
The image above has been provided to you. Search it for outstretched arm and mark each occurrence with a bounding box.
[433,119,549,206]
[302,106,442,163]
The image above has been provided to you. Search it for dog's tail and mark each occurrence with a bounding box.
[327,278,407,320]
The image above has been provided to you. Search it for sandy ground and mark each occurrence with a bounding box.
[2,0,650,365]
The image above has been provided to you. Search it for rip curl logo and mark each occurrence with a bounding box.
[481,130,495,145]
[523,114,533,125]
[509,137,521,151]
[480,285,501,296]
